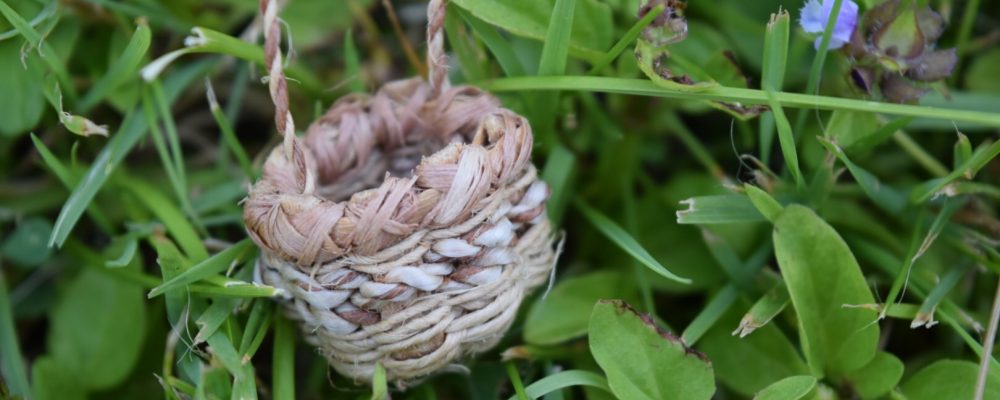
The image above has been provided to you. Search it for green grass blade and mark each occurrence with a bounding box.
[818,137,907,215]
[444,8,485,83]
[80,21,151,111]
[761,10,789,92]
[105,238,139,268]
[371,362,388,400]
[30,133,73,185]
[507,370,612,400]
[458,7,526,77]
[765,90,804,188]
[48,59,214,248]
[478,77,1000,127]
[206,80,255,179]
[955,0,981,60]
[734,279,790,338]
[0,0,75,101]
[0,270,31,398]
[676,195,766,225]
[204,330,256,399]
[541,145,575,226]
[272,315,295,400]
[238,301,273,360]
[914,264,968,328]
[882,199,962,318]
[681,283,738,345]
[148,239,252,298]
[194,298,239,344]
[507,362,530,400]
[343,29,365,93]
[142,27,324,96]
[587,4,663,74]
[121,176,208,261]
[576,200,691,284]
[910,139,1000,203]
[759,10,790,163]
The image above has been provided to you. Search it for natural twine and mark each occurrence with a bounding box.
[244,0,558,383]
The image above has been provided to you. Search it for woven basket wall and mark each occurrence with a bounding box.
[243,76,558,382]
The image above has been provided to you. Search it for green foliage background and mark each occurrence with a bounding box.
[1,0,1000,399]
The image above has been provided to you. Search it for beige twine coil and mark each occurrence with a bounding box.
[243,0,559,383]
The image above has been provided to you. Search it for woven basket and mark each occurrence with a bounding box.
[243,0,558,383]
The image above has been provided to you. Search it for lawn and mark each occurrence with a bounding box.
[1,0,999,399]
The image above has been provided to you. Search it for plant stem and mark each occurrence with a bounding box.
[975,275,1000,400]
[479,76,1000,127]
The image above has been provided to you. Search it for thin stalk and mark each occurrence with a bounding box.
[479,76,1000,127]
[892,131,949,177]
[954,0,982,84]
[507,362,530,400]
[975,276,1000,400]
[793,0,845,136]
[381,0,427,77]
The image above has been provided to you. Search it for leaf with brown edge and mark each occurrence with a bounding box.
[589,299,715,400]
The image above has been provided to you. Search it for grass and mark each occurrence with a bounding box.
[1,0,1000,399]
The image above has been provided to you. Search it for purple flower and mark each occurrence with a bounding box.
[800,0,859,50]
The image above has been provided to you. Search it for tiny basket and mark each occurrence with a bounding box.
[243,0,558,383]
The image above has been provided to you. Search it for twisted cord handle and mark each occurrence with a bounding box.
[260,0,296,163]
[426,0,450,98]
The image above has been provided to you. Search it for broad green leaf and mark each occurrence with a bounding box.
[589,300,715,400]
[577,200,690,284]
[753,375,816,400]
[0,217,52,268]
[48,267,147,390]
[843,352,904,399]
[450,0,612,62]
[699,303,809,396]
[901,360,1000,400]
[772,205,879,377]
[523,270,636,345]
[31,356,84,400]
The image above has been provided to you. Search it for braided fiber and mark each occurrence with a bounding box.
[244,0,557,383]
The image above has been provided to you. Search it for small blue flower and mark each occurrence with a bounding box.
[800,0,859,50]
